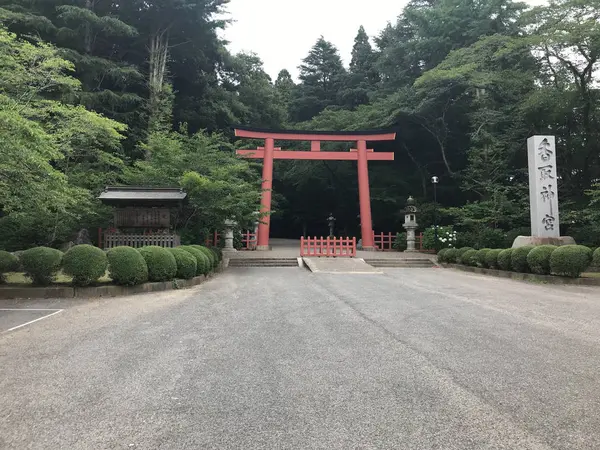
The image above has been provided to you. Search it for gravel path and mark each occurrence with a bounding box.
[1,268,600,449]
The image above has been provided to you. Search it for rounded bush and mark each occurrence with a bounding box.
[550,245,592,278]
[593,248,600,267]
[191,245,216,270]
[21,247,63,285]
[497,249,513,271]
[180,246,210,275]
[62,245,108,286]
[138,246,177,282]
[444,248,459,263]
[168,248,197,280]
[475,248,491,268]
[457,247,474,259]
[460,249,478,266]
[0,250,19,282]
[107,246,148,286]
[437,248,449,263]
[511,245,534,273]
[526,245,557,275]
[485,249,503,269]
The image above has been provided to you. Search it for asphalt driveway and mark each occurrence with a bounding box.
[1,268,599,449]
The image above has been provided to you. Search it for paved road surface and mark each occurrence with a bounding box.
[1,268,600,449]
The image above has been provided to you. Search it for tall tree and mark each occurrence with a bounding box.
[339,26,378,109]
[275,69,295,122]
[290,36,346,122]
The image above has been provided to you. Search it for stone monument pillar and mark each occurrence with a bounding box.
[403,196,418,252]
[223,219,237,252]
[513,136,575,248]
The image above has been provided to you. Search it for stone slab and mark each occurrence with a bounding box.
[512,236,576,248]
[303,258,384,274]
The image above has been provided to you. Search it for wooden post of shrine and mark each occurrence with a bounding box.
[357,139,374,250]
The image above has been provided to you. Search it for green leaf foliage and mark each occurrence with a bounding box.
[168,248,197,280]
[179,246,210,276]
[21,246,63,285]
[550,245,592,278]
[511,245,534,273]
[0,250,18,282]
[138,246,177,282]
[485,249,503,269]
[527,245,557,275]
[107,246,148,286]
[62,244,108,286]
[497,249,514,271]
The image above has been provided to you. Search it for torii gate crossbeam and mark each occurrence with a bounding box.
[234,127,396,251]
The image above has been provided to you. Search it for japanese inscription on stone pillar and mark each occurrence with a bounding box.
[527,136,559,238]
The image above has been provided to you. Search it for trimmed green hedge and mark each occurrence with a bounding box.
[0,250,19,283]
[511,245,534,273]
[593,247,600,267]
[168,248,197,280]
[445,248,459,263]
[21,247,63,285]
[437,248,449,263]
[180,246,210,276]
[485,249,502,269]
[62,245,108,286]
[457,247,474,259]
[138,246,177,282]
[550,245,592,278]
[461,249,478,266]
[475,248,491,268]
[191,245,217,270]
[527,245,557,275]
[497,249,513,271]
[107,246,148,286]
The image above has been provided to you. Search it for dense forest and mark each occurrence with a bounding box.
[0,0,599,251]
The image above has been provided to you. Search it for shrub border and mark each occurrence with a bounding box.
[0,263,223,300]
[442,263,600,286]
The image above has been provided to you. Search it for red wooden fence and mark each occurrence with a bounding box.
[373,232,394,251]
[300,236,356,257]
[205,231,220,248]
[241,231,257,251]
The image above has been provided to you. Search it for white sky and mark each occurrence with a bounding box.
[223,0,546,81]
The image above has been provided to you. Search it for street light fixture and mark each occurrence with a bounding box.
[431,176,439,249]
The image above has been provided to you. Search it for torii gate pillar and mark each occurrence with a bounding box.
[357,139,374,250]
[257,138,274,250]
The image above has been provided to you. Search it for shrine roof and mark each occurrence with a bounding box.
[98,187,187,205]
[234,126,396,142]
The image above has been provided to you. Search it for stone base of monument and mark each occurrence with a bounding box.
[511,236,576,248]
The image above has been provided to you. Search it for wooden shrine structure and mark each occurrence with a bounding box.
[98,186,187,249]
[234,127,396,251]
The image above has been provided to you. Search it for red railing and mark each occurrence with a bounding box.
[300,236,356,257]
[373,232,394,251]
[205,231,220,247]
[241,231,257,251]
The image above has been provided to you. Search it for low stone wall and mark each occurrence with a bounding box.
[0,264,223,300]
[443,264,600,286]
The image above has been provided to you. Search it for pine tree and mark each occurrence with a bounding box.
[275,69,295,122]
[340,26,378,109]
[290,36,346,122]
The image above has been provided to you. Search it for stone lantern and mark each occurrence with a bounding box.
[223,219,237,252]
[327,213,336,237]
[403,196,418,252]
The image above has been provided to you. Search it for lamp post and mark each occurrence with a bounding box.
[431,176,439,249]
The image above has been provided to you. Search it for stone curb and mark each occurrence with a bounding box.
[0,264,224,300]
[442,264,600,286]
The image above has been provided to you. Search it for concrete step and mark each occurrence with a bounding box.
[364,259,437,268]
[228,258,299,268]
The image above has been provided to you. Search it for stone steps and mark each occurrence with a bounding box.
[364,259,437,268]
[227,258,299,268]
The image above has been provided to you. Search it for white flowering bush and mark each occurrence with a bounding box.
[423,226,457,252]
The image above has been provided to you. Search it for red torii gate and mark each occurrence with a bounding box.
[234,127,396,251]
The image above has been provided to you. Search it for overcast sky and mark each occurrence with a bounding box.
[223,0,546,81]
